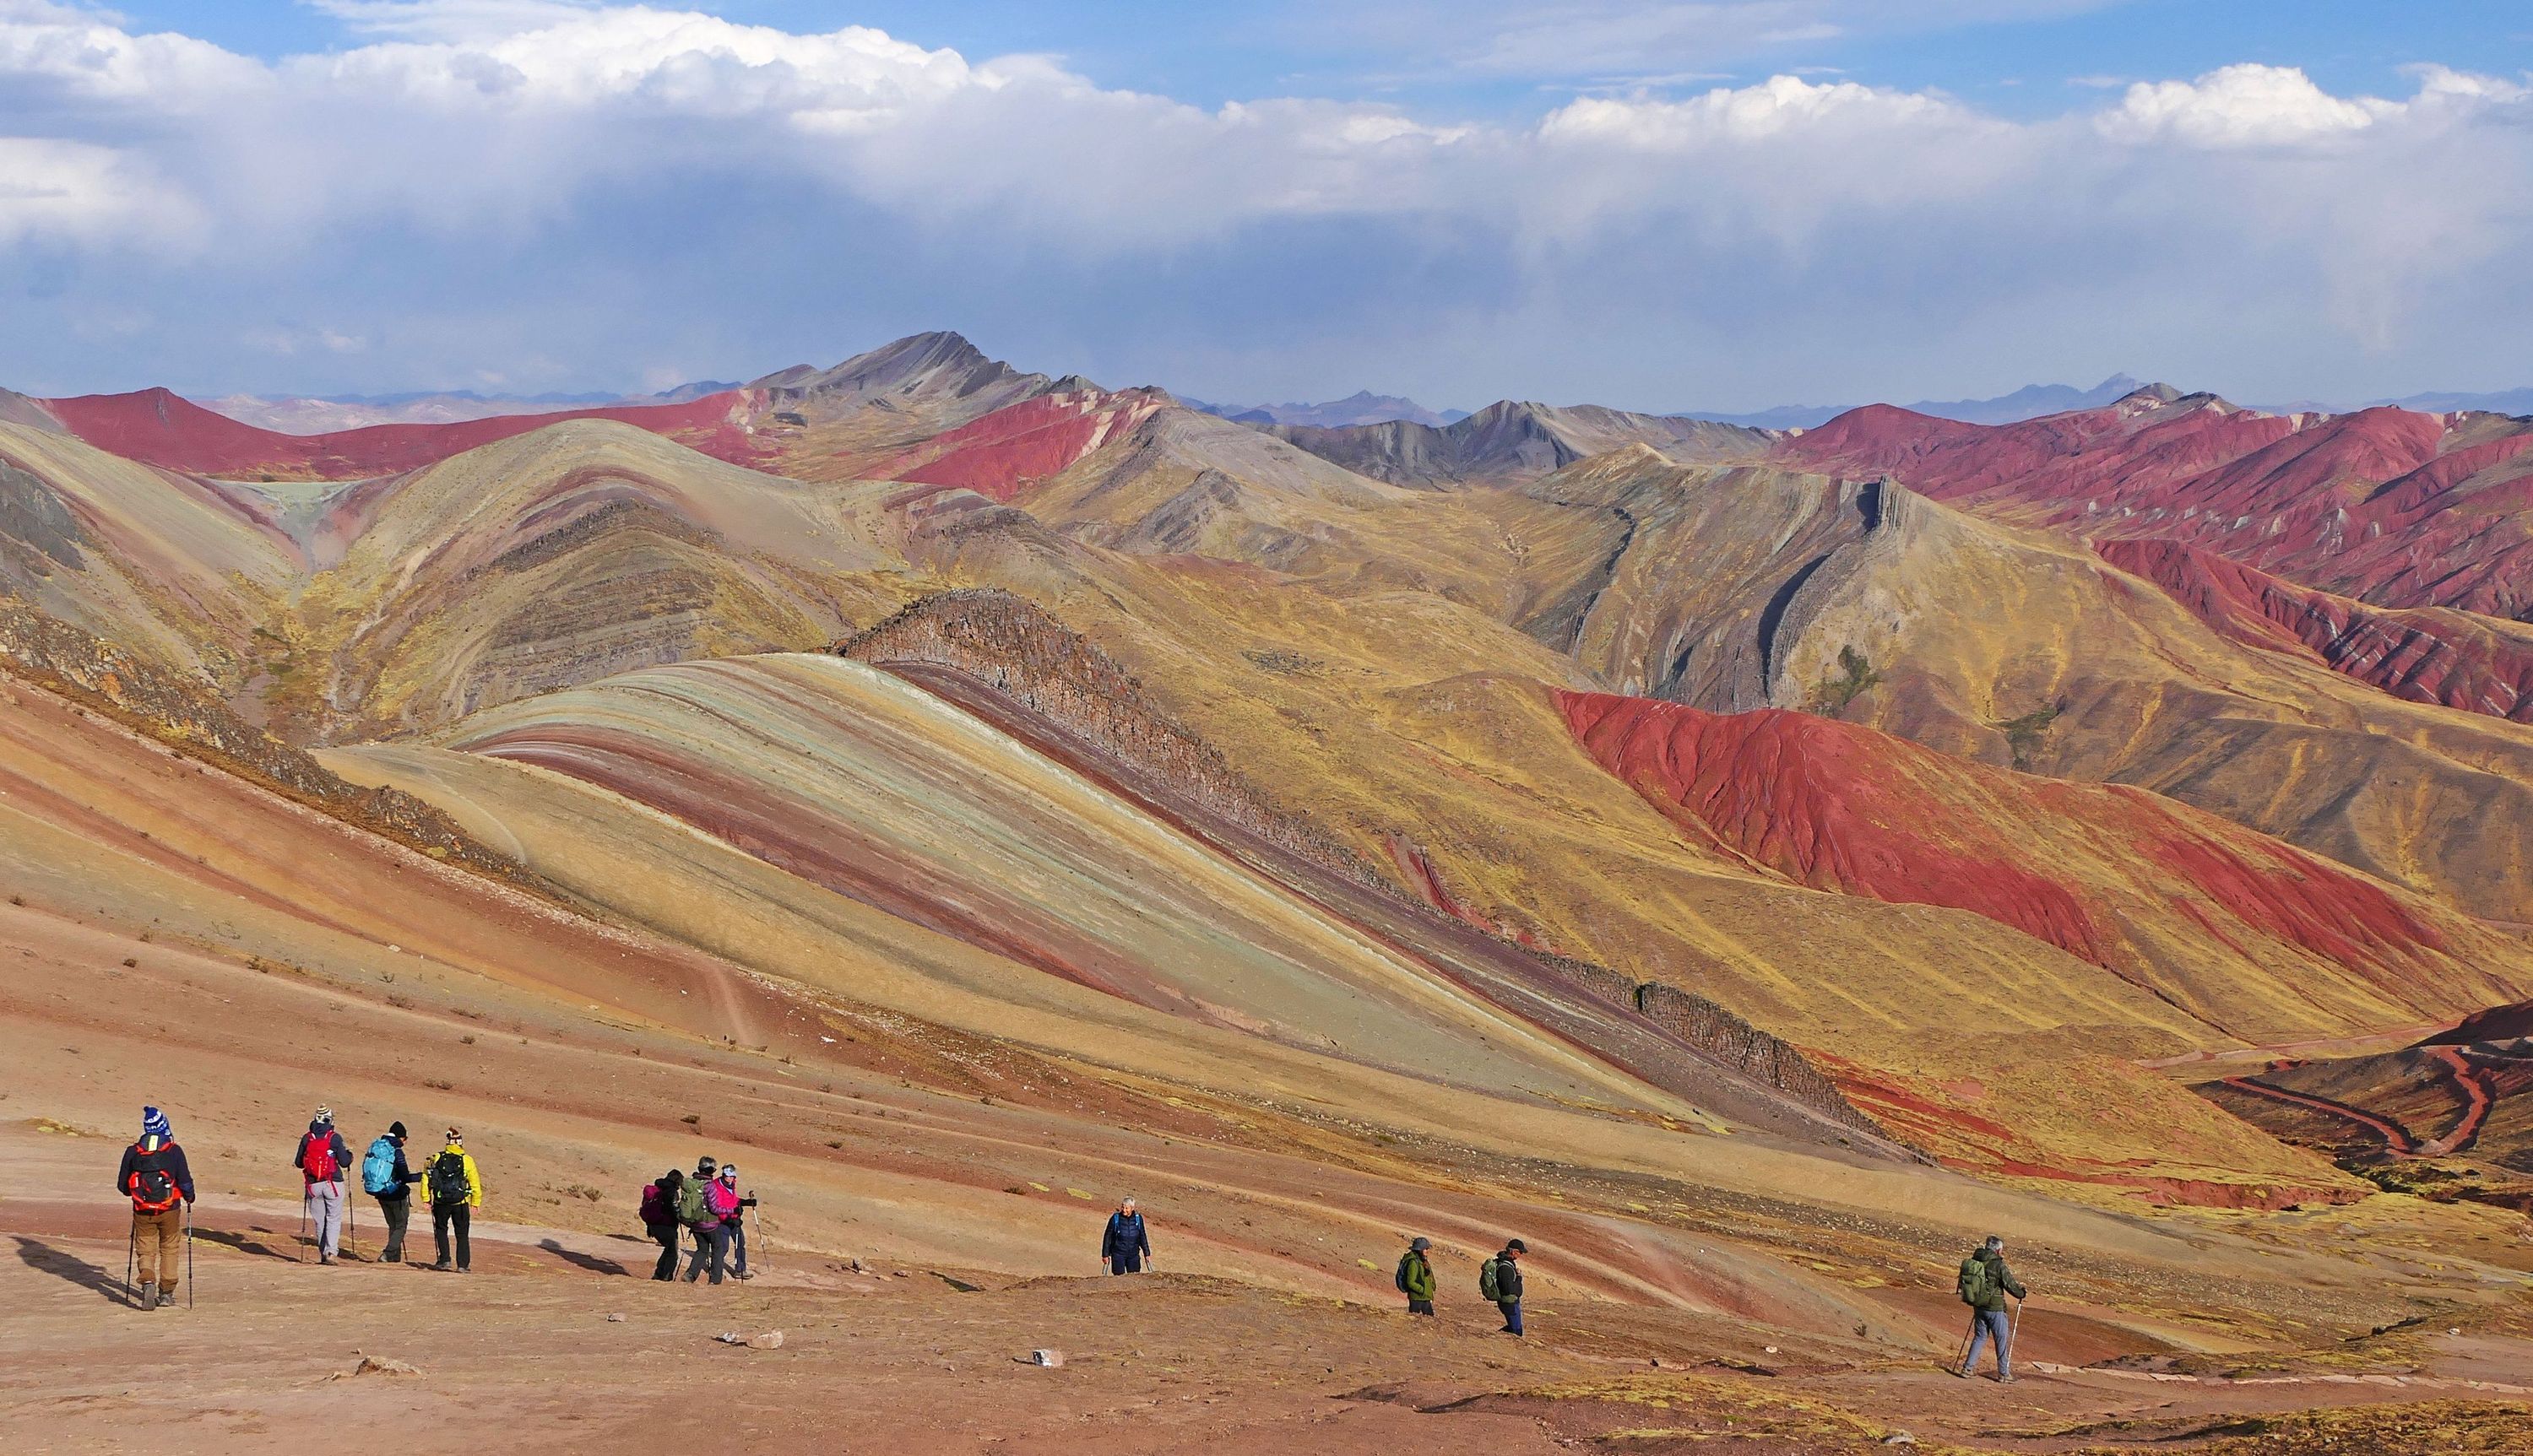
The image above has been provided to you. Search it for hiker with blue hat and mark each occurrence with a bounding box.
[116,1106,194,1308]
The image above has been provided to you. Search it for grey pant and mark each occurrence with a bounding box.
[304,1180,344,1258]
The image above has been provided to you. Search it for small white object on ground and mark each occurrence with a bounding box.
[606,1313,625,1323]
[1030,1349,1065,1367]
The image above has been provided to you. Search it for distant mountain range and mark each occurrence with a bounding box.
[198,382,740,432]
[1184,390,1470,429]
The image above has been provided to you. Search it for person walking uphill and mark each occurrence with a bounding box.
[424,1129,482,1273]
[680,1156,736,1285]
[1954,1234,2029,1383]
[361,1122,422,1264]
[1101,1197,1152,1275]
[640,1167,686,1281]
[293,1107,353,1264]
[717,1162,760,1280]
[1397,1237,1436,1316]
[117,1106,194,1308]
[1480,1239,1526,1335]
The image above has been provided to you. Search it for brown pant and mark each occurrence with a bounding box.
[132,1206,183,1291]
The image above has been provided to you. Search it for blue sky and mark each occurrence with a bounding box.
[6,1,2532,410]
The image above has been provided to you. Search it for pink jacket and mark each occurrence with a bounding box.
[704,1178,741,1221]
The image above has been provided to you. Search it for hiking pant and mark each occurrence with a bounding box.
[304,1180,344,1258]
[1499,1299,1524,1335]
[1108,1251,1143,1275]
[684,1222,730,1284]
[648,1223,680,1280]
[1407,1299,1435,1316]
[727,1216,747,1277]
[132,1206,182,1292]
[431,1201,471,1271]
[1965,1307,2011,1376]
[374,1194,410,1263]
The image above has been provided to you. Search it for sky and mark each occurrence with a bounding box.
[3,0,2531,412]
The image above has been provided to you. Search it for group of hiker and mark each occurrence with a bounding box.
[639,1156,761,1285]
[118,1104,2030,1372]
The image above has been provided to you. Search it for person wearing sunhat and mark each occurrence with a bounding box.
[424,1127,482,1272]
[1397,1236,1437,1316]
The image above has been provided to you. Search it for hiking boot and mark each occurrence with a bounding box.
[157,1289,176,1308]
[431,1259,453,1271]
[1948,1365,1969,1379]
[136,1283,155,1308]
[1997,1373,2016,1384]
[319,1253,335,1265]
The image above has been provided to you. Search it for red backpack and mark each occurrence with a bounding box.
[301,1134,340,1183]
[127,1145,182,1213]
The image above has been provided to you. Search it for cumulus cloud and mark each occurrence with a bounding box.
[0,1,2529,406]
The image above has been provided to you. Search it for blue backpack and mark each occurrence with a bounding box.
[361,1137,398,1196]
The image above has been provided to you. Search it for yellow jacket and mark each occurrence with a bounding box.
[424,1144,483,1207]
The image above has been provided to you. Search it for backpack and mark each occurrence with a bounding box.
[639,1181,670,1226]
[427,1150,470,1204]
[1478,1255,1503,1302]
[361,1138,398,1196]
[127,1145,180,1213]
[1395,1255,1411,1293]
[1958,1254,1999,1307]
[301,1133,340,1183]
[675,1176,713,1229]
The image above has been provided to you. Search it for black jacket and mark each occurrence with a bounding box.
[1490,1253,1524,1301]
[116,1139,194,1207]
[1102,1211,1151,1259]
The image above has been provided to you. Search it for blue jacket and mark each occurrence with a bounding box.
[1101,1211,1150,1259]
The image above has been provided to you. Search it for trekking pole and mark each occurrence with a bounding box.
[185,1204,195,1309]
[2010,1297,2025,1370]
[751,1205,766,1278]
[346,1188,356,1262]
[298,1203,311,1263]
[125,1223,138,1308]
[1954,1316,1975,1373]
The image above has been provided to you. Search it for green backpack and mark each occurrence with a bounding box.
[1478,1255,1504,1302]
[675,1176,712,1229]
[1957,1254,1999,1307]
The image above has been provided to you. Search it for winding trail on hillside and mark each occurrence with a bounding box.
[2215,1076,2418,1155]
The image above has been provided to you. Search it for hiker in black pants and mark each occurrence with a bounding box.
[679,1156,733,1285]
[424,1129,481,1272]
[361,1122,422,1264]
[1101,1197,1151,1275]
[717,1163,760,1280]
[641,1168,686,1280]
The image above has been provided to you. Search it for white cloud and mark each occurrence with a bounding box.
[2101,63,2398,148]
[0,2,2528,406]
[0,137,197,246]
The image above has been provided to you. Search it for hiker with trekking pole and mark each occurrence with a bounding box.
[117,1106,195,1309]
[425,1129,482,1272]
[1952,1234,2029,1383]
[717,1162,761,1281]
[292,1107,354,1264]
[361,1122,423,1263]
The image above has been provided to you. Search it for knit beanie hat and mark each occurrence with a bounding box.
[314,1107,334,1126]
[142,1106,171,1141]
[388,1120,408,1140]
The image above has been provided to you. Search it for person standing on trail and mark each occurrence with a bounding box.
[424,1129,482,1273]
[1480,1239,1526,1335]
[680,1156,735,1286]
[641,1167,686,1281]
[1954,1234,2029,1383]
[117,1106,194,1308]
[717,1163,760,1281]
[361,1122,422,1264]
[1397,1236,1437,1316]
[1101,1196,1152,1275]
[293,1107,354,1265]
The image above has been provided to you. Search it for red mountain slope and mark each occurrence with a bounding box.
[881,387,1169,501]
[2101,538,2533,723]
[1776,394,2533,619]
[1554,690,2520,1037]
[39,387,769,479]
